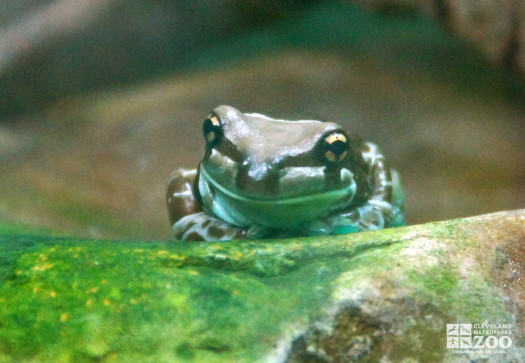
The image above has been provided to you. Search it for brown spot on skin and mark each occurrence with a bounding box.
[184,231,204,241]
[208,226,225,240]
[185,218,198,230]
[369,157,392,203]
[166,169,202,225]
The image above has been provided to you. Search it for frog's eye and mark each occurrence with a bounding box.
[322,132,349,163]
[203,115,222,145]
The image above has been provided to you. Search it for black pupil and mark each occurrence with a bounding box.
[203,118,216,135]
[327,139,347,155]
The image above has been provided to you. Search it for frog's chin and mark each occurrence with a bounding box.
[198,166,356,230]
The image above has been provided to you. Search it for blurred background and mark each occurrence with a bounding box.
[0,0,524,240]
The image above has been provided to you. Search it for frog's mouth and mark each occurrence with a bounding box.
[199,165,356,229]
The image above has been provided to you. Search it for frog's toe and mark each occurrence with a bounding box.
[302,219,332,236]
[172,213,207,241]
[321,205,388,235]
[246,224,272,239]
[357,205,386,231]
[332,224,361,235]
[390,205,406,227]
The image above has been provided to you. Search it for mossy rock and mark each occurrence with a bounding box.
[0,210,524,362]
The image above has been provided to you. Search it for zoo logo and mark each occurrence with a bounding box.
[446,324,512,351]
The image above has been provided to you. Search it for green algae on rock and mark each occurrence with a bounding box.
[0,210,524,362]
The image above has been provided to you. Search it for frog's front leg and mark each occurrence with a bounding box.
[321,202,392,235]
[303,204,389,236]
[304,142,403,236]
[173,212,248,241]
[311,176,405,236]
[333,141,399,232]
[166,168,248,241]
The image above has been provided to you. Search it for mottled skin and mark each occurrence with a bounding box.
[167,105,405,241]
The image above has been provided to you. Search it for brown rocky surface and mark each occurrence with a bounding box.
[353,0,525,74]
[0,0,307,117]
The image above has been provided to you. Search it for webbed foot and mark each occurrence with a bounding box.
[173,212,247,241]
[303,201,398,236]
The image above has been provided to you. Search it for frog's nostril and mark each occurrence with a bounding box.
[247,163,274,181]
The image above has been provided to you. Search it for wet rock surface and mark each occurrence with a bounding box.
[285,210,525,362]
[0,210,523,362]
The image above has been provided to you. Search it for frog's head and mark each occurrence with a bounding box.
[197,105,368,230]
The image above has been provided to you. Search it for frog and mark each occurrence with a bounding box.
[166,105,405,241]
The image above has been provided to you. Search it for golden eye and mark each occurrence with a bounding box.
[322,132,348,163]
[203,115,222,144]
